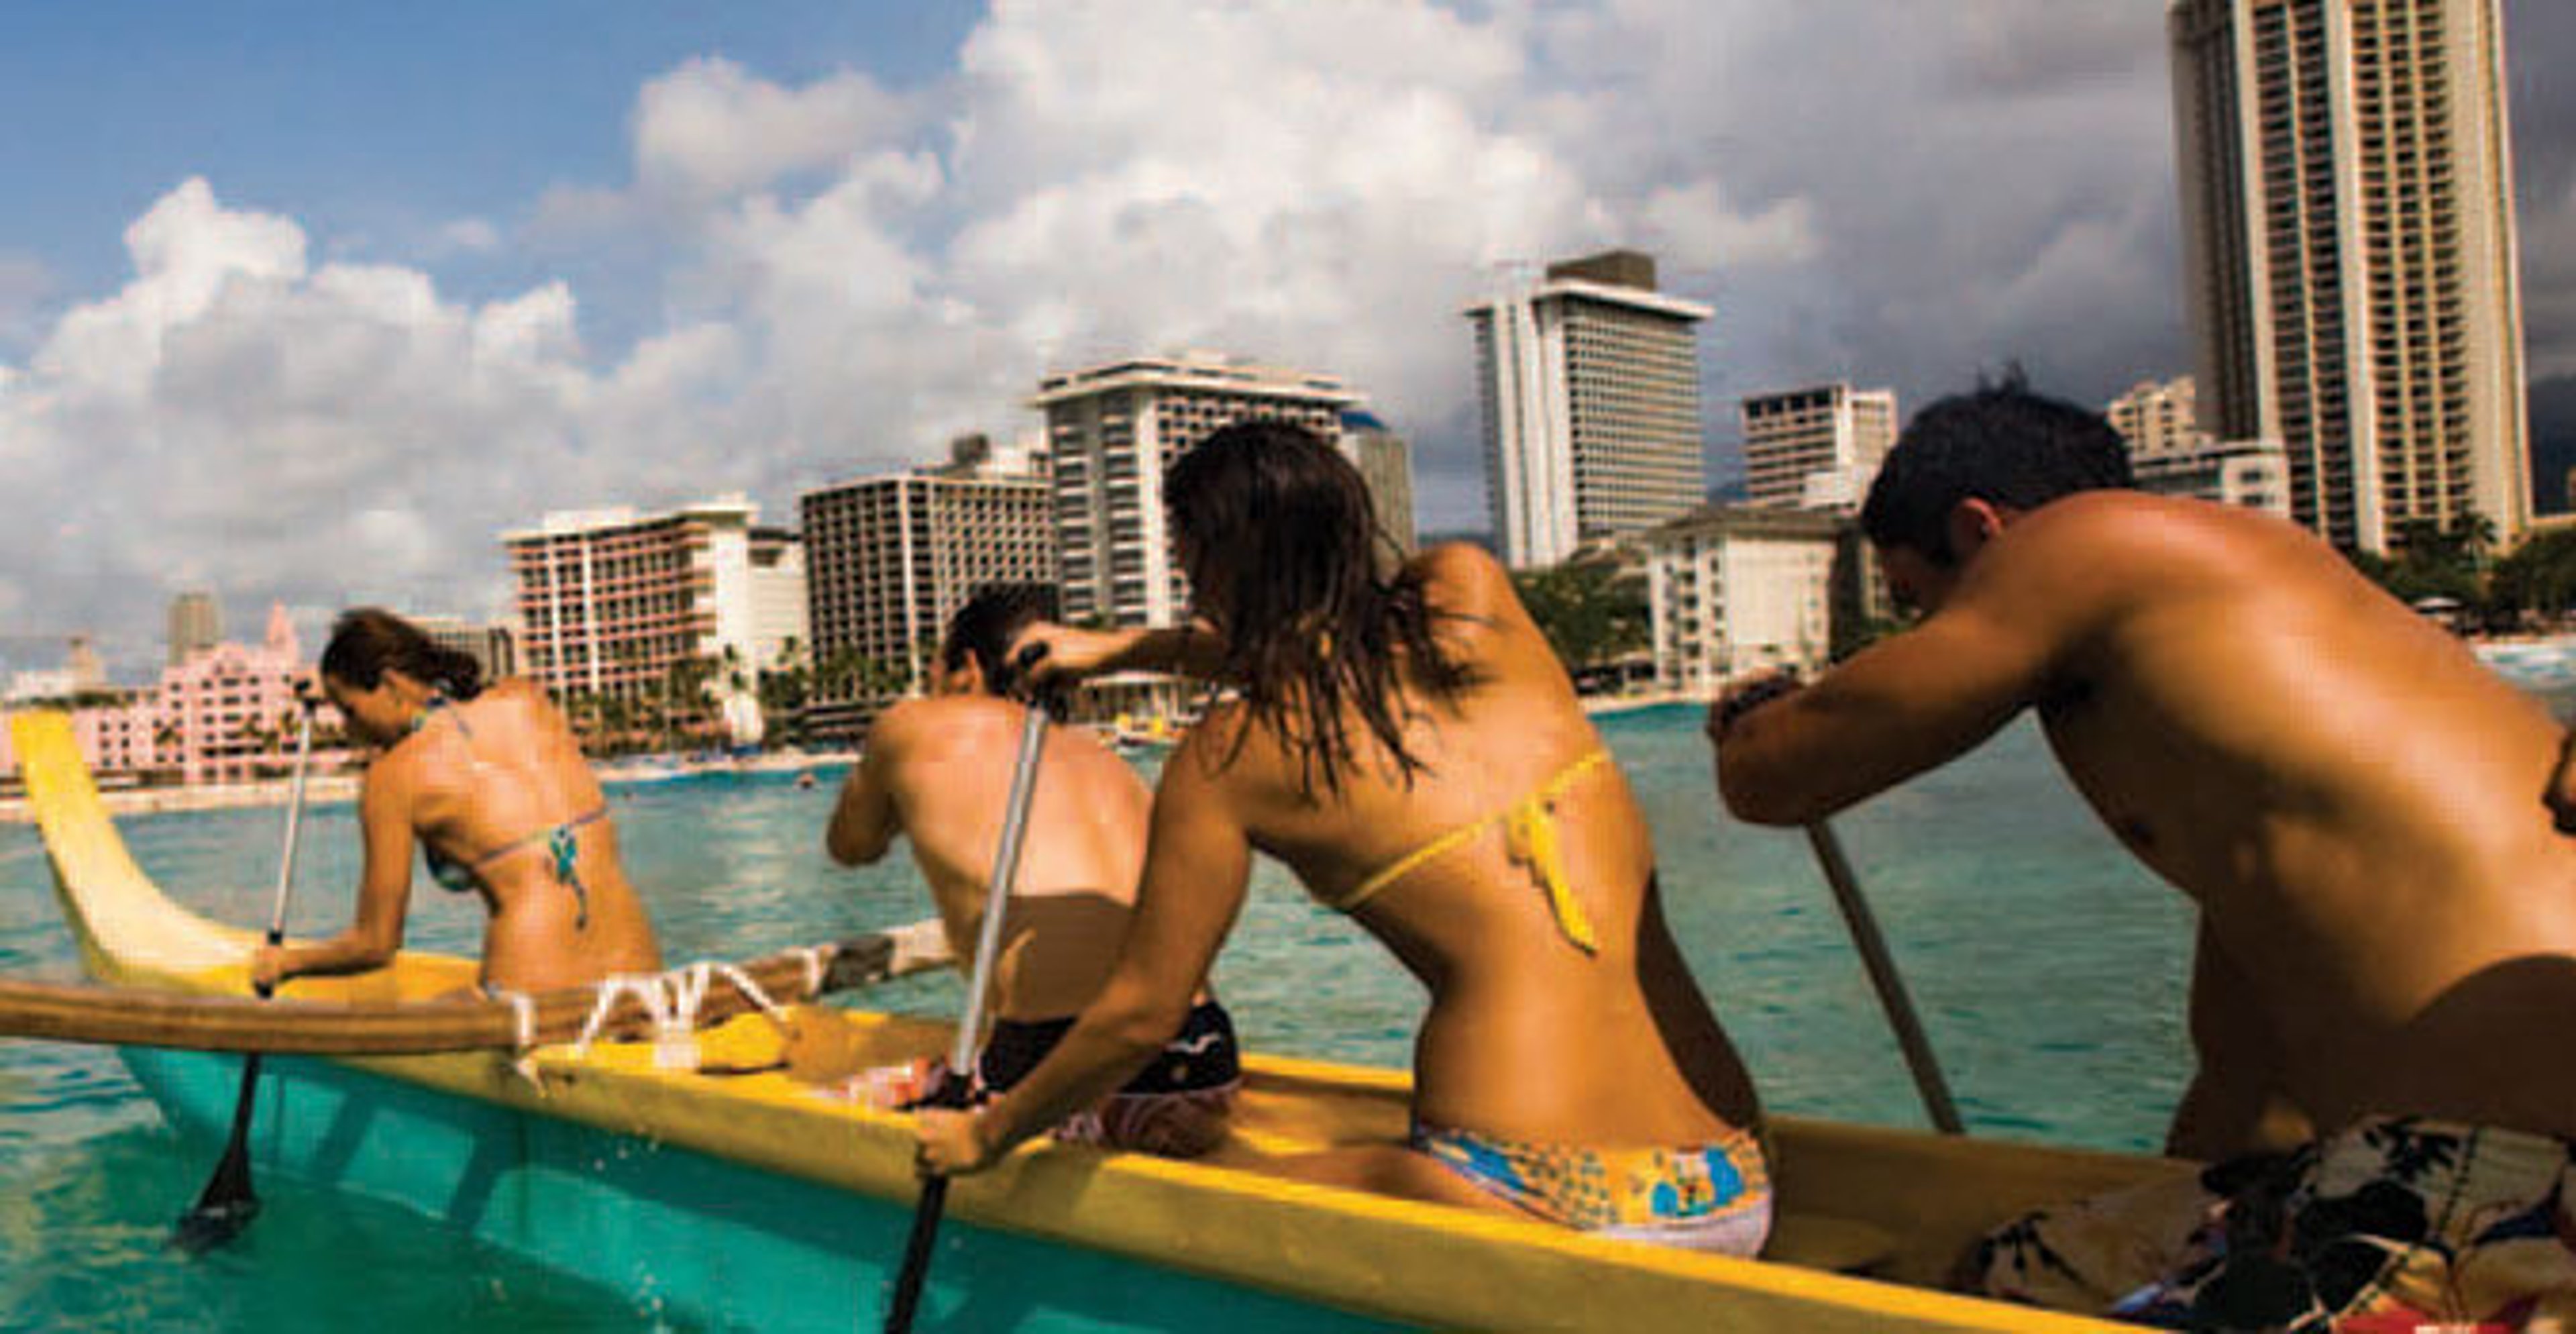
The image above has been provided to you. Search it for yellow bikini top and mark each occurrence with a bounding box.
[1320,748,1612,954]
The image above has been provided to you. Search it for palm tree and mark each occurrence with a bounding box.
[661,653,719,752]
[758,636,813,747]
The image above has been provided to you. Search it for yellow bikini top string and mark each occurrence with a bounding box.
[1330,748,1610,954]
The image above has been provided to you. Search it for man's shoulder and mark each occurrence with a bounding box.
[2009,490,2286,569]
[867,695,1014,754]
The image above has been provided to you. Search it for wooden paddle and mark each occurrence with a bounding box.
[172,697,317,1253]
[883,688,1052,1333]
[1807,819,1964,1135]
[1720,665,1964,1135]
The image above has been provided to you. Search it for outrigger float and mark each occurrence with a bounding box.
[9,710,2191,1331]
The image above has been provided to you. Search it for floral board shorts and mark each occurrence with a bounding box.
[1970,1115,2576,1331]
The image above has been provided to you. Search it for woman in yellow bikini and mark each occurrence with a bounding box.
[914,421,1771,1255]
[251,609,661,995]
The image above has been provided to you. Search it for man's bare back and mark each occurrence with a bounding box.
[827,692,1154,1021]
[1721,489,2576,1156]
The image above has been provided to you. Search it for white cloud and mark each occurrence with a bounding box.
[1641,181,1820,270]
[0,181,643,668]
[633,56,914,209]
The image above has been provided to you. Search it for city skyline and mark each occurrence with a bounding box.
[3,1,2573,678]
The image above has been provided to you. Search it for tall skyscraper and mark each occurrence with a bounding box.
[501,497,807,744]
[1466,250,1711,568]
[1031,353,1358,629]
[798,435,1057,741]
[166,591,221,667]
[1739,383,1898,515]
[2170,0,2530,553]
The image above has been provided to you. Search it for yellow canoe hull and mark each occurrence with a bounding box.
[11,709,2184,1330]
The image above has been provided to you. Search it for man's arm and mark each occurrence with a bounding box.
[2166,919,2311,1160]
[1713,519,2110,825]
[825,709,910,866]
[1714,601,2059,825]
[1010,621,1228,684]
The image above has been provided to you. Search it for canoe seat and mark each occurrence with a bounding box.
[1763,1213,1898,1276]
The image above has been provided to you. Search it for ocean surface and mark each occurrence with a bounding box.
[5,657,2572,1331]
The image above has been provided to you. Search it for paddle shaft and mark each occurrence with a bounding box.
[884,698,1051,1333]
[1804,819,1966,1135]
[176,701,317,1251]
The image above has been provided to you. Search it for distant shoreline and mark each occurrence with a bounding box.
[11,631,2568,826]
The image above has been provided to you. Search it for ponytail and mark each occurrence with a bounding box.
[320,608,485,700]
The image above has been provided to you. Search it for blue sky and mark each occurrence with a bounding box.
[0,1,2568,680]
[0,3,980,331]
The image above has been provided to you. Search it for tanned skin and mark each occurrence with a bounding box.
[912,544,1761,1215]
[253,674,660,995]
[1713,490,2576,1160]
[826,653,1177,1024]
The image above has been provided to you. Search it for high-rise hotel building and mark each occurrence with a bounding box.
[502,497,807,743]
[167,591,221,667]
[798,435,1057,741]
[2169,0,2529,553]
[1466,250,1711,569]
[1739,384,1898,515]
[1031,354,1359,629]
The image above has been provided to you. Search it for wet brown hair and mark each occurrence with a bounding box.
[1165,419,1466,797]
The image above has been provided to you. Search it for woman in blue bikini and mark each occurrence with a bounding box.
[914,421,1772,1255]
[251,609,661,995]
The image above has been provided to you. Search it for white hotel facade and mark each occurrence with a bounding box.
[797,438,1057,741]
[1467,250,1712,570]
[1030,354,1361,631]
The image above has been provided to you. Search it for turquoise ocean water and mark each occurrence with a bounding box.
[5,665,2571,1330]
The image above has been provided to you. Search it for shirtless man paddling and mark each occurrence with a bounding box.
[1713,380,2576,1329]
[826,585,1238,1156]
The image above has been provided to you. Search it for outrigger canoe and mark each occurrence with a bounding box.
[10,710,2192,1331]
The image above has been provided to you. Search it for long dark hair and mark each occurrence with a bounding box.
[320,608,484,700]
[1165,419,1466,797]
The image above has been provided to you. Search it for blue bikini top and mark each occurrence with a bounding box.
[408,694,602,928]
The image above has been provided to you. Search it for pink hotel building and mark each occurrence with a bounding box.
[1,603,346,787]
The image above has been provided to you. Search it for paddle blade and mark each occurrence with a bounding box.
[171,1148,260,1254]
[171,1051,265,1254]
